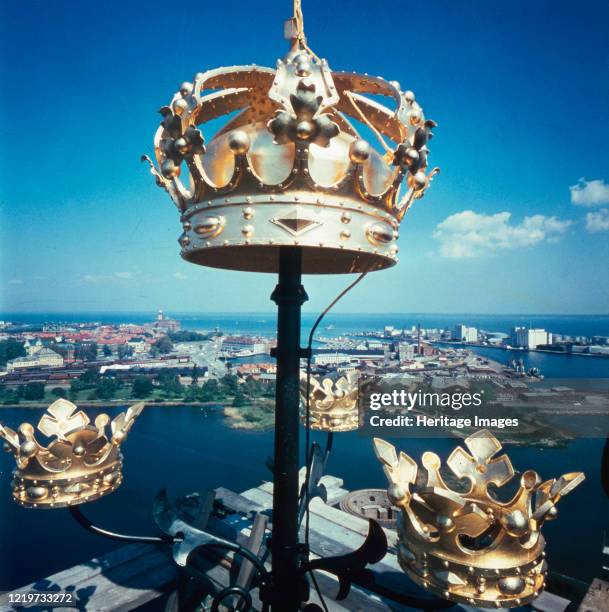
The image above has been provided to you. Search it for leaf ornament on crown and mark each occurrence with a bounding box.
[373,430,585,608]
[0,399,144,508]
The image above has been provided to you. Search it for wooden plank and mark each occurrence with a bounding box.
[208,488,420,611]
[577,578,609,612]
[235,513,269,590]
[0,544,174,612]
[0,543,154,604]
[236,487,433,604]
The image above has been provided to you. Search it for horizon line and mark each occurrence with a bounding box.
[1,311,609,318]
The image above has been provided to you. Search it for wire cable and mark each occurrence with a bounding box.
[303,271,369,610]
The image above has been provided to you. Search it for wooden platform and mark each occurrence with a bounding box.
[0,476,597,611]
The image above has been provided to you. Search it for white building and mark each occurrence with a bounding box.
[128,338,149,354]
[24,338,43,356]
[7,348,64,372]
[221,336,270,355]
[511,327,550,349]
[398,342,416,362]
[453,325,478,343]
[313,353,352,366]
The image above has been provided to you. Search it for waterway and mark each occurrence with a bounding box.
[0,405,608,591]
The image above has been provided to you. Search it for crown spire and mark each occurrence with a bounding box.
[284,0,315,57]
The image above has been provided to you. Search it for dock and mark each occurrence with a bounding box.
[1,476,605,611]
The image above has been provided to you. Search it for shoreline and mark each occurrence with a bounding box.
[436,341,609,359]
[0,400,224,409]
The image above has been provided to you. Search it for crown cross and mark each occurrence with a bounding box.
[447,431,513,494]
[38,399,90,439]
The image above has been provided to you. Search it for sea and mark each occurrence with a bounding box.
[1,313,608,592]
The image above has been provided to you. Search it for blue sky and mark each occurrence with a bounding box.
[1,0,608,315]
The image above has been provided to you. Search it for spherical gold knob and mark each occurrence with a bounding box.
[229,130,250,154]
[349,140,370,164]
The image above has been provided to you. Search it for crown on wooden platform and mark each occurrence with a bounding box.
[300,372,359,432]
[143,9,438,274]
[373,430,585,608]
[0,399,143,508]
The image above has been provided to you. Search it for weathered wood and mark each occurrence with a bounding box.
[0,544,175,612]
[235,512,269,591]
[577,578,609,612]
[263,481,400,549]
[237,485,442,608]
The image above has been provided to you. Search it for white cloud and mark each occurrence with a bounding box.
[8,279,24,285]
[81,274,110,283]
[434,210,572,258]
[174,271,187,280]
[586,208,609,233]
[115,271,132,279]
[570,178,609,207]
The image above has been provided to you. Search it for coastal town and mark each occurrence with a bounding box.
[1,311,608,435]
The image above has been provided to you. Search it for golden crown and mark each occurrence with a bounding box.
[300,372,359,432]
[143,14,438,274]
[373,430,585,608]
[0,399,143,509]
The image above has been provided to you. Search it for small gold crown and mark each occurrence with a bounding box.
[0,399,143,509]
[144,25,438,274]
[373,430,585,608]
[300,372,359,432]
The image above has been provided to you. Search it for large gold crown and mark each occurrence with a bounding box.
[0,399,143,509]
[143,15,438,274]
[300,372,359,431]
[373,430,585,608]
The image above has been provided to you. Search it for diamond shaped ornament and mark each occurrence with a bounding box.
[271,206,321,236]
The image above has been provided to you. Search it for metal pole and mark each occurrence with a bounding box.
[270,246,308,610]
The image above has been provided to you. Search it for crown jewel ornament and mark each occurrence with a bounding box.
[300,372,359,432]
[0,399,144,508]
[143,5,438,274]
[373,430,585,608]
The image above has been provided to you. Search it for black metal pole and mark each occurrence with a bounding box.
[270,247,308,611]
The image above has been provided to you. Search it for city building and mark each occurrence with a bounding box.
[453,324,478,343]
[24,338,44,356]
[151,309,181,333]
[127,337,149,354]
[221,336,270,355]
[6,347,64,372]
[312,353,353,366]
[511,327,550,349]
[398,342,416,362]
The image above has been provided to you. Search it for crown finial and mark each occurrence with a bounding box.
[0,399,144,508]
[373,431,585,608]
